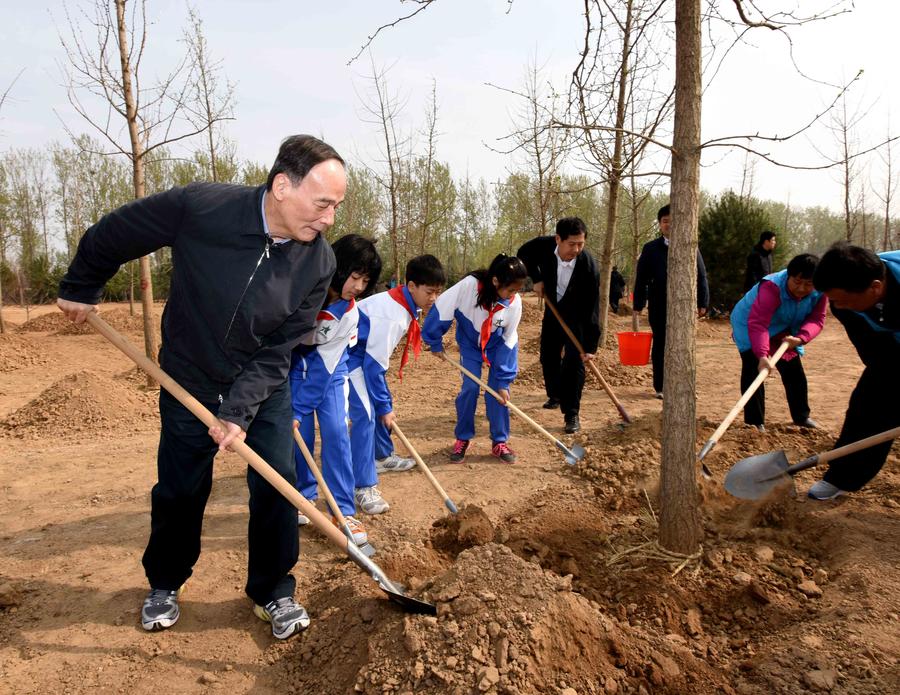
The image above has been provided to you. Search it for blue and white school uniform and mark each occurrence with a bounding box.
[289,297,358,516]
[346,287,421,488]
[422,275,522,443]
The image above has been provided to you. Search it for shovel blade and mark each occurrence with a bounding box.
[724,449,791,500]
[559,442,586,466]
[377,579,437,615]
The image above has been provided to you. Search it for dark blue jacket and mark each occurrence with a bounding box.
[59,183,336,427]
[632,236,709,324]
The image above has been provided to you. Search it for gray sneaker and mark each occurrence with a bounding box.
[807,480,847,501]
[141,586,183,631]
[253,597,310,639]
[355,485,390,514]
[375,453,416,473]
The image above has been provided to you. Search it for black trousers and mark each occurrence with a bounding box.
[739,349,810,426]
[540,315,586,417]
[824,366,900,492]
[142,381,299,606]
[649,314,666,394]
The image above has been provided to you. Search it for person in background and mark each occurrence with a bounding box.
[610,265,626,313]
[744,230,777,292]
[806,242,899,501]
[730,253,826,432]
[290,234,381,549]
[517,217,601,434]
[632,204,709,399]
[423,253,528,463]
[347,255,446,514]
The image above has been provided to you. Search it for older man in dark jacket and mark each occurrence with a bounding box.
[744,230,776,292]
[57,135,343,640]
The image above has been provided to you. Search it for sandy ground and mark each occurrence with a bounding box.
[0,297,897,694]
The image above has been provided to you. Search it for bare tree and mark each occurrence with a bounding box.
[356,58,411,282]
[59,0,217,364]
[874,121,897,251]
[182,5,236,183]
[0,68,25,334]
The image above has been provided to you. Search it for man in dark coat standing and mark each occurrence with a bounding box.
[632,204,710,398]
[517,217,600,434]
[744,230,776,292]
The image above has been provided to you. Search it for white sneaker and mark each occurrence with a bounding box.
[355,486,390,515]
[807,480,847,501]
[375,453,416,473]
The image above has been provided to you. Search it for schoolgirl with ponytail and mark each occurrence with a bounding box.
[422,253,528,463]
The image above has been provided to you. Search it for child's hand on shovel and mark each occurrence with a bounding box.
[209,419,247,452]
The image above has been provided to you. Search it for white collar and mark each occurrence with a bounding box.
[554,246,577,267]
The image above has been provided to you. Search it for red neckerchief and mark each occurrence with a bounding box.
[477,283,505,366]
[388,286,420,381]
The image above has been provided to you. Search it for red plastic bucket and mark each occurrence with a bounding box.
[617,331,653,366]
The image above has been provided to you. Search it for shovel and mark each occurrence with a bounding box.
[543,297,632,424]
[291,421,377,558]
[724,425,900,500]
[440,353,586,466]
[697,340,791,478]
[390,422,459,514]
[85,312,435,615]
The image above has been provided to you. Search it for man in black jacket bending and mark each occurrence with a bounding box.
[518,217,601,434]
[57,135,343,640]
[632,204,710,398]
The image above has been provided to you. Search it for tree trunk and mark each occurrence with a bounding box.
[659,0,703,555]
[0,267,6,334]
[116,0,158,368]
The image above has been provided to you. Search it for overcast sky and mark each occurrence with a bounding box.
[2,1,898,215]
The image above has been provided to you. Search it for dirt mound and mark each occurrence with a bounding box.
[0,333,53,372]
[430,505,495,555]
[352,543,720,694]
[1,370,157,438]
[18,308,158,336]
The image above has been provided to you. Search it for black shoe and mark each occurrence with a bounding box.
[564,414,581,434]
[796,418,818,429]
[543,397,560,410]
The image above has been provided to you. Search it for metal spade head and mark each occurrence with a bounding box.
[724,449,792,500]
[557,441,586,466]
[377,579,438,615]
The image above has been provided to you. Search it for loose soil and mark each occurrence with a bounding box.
[1,299,897,694]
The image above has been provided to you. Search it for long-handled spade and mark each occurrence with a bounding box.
[697,340,791,479]
[291,422,378,558]
[86,312,435,615]
[440,353,586,466]
[390,422,459,514]
[543,297,632,425]
[724,425,900,500]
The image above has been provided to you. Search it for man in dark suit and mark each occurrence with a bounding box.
[517,217,600,434]
[632,204,710,398]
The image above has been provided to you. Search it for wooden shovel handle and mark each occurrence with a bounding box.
[817,425,900,465]
[707,340,791,446]
[441,352,564,449]
[390,422,457,512]
[85,312,349,550]
[543,297,631,423]
[291,422,348,526]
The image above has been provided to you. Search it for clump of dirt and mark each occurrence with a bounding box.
[344,543,723,694]
[1,370,157,438]
[430,505,495,555]
[0,333,53,372]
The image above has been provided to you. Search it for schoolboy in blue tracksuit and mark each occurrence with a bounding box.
[422,254,529,463]
[347,255,446,515]
[290,235,382,545]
